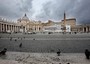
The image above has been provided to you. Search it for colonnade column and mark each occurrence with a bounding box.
[0,23,1,32]
[3,24,5,32]
[6,24,7,32]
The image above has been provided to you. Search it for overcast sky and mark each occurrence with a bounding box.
[0,0,90,24]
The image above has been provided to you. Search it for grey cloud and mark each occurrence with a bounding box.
[73,0,90,24]
[35,0,90,24]
[0,0,90,24]
[19,0,33,12]
[36,0,77,21]
[0,0,33,20]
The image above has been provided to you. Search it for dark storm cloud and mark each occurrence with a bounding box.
[36,0,76,21]
[73,0,90,24]
[0,0,90,24]
[0,0,18,19]
[0,0,33,20]
[19,0,33,12]
[36,0,90,24]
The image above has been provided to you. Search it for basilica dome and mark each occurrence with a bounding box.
[18,14,29,21]
[22,14,29,21]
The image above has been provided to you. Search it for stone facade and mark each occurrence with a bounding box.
[0,13,90,33]
[42,20,71,32]
[0,18,21,33]
[61,18,76,27]
[17,14,43,33]
[72,24,90,33]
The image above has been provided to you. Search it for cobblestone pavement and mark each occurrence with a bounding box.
[0,52,90,64]
[0,33,90,64]
[0,33,90,53]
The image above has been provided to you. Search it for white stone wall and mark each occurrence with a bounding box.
[66,25,71,32]
[43,25,63,32]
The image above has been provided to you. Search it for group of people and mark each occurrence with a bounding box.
[56,49,90,60]
[0,43,22,55]
[0,48,7,55]
[0,48,90,60]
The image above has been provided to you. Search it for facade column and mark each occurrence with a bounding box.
[13,26,14,32]
[85,27,88,33]
[17,26,18,32]
[16,26,17,32]
[4,24,5,32]
[1,24,2,32]
[12,25,14,32]
[19,26,21,32]
[7,25,9,31]
[2,24,3,32]
[11,25,13,32]
[0,23,1,32]
[17,26,19,32]
[4,24,6,32]
[24,26,26,32]
[14,26,15,32]
[11,25,12,32]
[83,27,85,33]
[13,26,15,32]
[15,26,16,32]
[37,26,38,32]
[6,24,7,32]
[10,25,11,32]
[18,26,19,32]
[3,24,5,32]
[37,26,39,32]
[12,25,13,32]
[87,26,89,32]
[18,26,20,32]
[13,25,15,32]
[7,25,8,31]
[8,25,10,31]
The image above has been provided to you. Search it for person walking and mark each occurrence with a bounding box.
[57,49,61,56]
[85,49,90,59]
[19,43,22,48]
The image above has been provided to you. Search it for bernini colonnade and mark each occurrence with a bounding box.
[0,19,21,33]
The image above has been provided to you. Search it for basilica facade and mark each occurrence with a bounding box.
[17,13,76,33]
[17,14,43,33]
